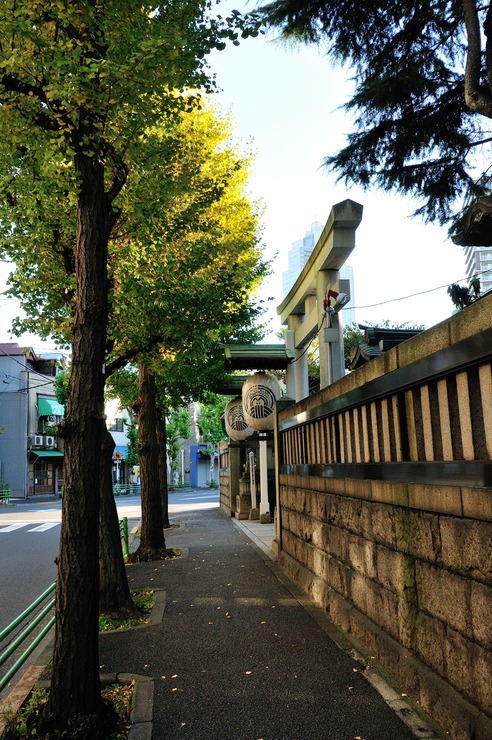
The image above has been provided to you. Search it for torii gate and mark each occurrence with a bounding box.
[277,199,363,401]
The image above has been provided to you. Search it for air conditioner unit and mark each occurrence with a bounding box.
[34,435,43,447]
[45,436,55,448]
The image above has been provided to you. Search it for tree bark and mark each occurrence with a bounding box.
[463,0,492,116]
[157,413,171,528]
[47,153,109,729]
[127,363,167,561]
[99,427,137,617]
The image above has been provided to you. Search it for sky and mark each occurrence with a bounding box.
[205,9,468,339]
[0,3,469,352]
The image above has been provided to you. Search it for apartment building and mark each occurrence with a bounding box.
[0,343,65,498]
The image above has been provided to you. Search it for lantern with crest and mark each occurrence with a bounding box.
[242,371,281,431]
[224,397,254,442]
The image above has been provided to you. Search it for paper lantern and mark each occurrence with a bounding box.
[242,371,280,431]
[224,397,254,441]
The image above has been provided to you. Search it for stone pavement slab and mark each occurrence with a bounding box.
[99,508,437,740]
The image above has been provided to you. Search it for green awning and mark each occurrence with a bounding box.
[223,344,294,371]
[32,450,64,458]
[38,398,65,416]
[213,375,251,395]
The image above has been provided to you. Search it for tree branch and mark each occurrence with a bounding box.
[1,74,68,132]
[105,333,170,379]
[1,73,46,101]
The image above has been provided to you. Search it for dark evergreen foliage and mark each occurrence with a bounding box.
[257,0,492,225]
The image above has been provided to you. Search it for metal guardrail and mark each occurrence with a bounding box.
[0,583,56,693]
[0,517,130,691]
[120,516,129,558]
[113,483,140,496]
[0,488,11,505]
[0,516,131,691]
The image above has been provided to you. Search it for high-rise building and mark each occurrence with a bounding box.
[282,221,323,296]
[463,246,492,294]
[282,221,356,326]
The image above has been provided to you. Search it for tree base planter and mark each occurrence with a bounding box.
[1,674,153,740]
[0,591,168,739]
[125,547,180,564]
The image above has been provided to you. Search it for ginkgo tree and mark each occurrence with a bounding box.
[3,96,267,575]
[1,100,267,737]
[104,102,268,561]
[0,1,261,734]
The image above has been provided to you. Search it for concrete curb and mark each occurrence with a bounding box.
[0,585,168,738]
[0,632,55,734]
[0,664,48,735]
[264,559,443,739]
[99,587,168,635]
[100,673,154,740]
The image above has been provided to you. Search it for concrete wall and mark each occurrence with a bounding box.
[275,294,492,739]
[0,391,27,497]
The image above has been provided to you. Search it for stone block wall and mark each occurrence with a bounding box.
[218,445,233,517]
[277,473,492,738]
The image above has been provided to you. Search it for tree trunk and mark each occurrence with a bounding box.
[47,154,110,731]
[127,363,167,561]
[157,413,171,528]
[99,427,137,617]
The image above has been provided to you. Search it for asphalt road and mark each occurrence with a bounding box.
[0,488,219,632]
[0,500,60,632]
[0,488,218,702]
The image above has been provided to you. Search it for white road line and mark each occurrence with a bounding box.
[0,524,27,532]
[27,523,60,532]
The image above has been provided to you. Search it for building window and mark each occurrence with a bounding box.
[108,418,125,432]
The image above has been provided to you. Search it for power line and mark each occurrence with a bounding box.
[0,377,60,394]
[352,267,492,311]
[287,265,492,365]
[0,345,65,381]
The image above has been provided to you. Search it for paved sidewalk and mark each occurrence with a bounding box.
[232,517,276,560]
[99,507,437,740]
